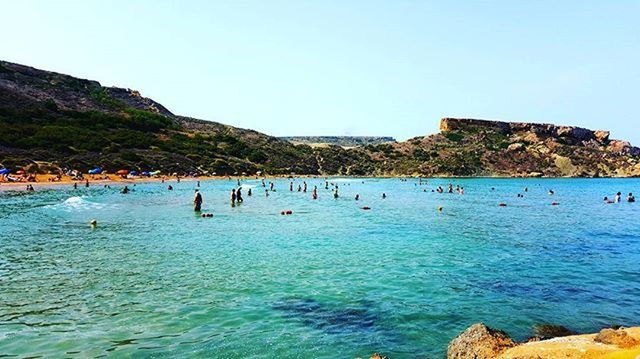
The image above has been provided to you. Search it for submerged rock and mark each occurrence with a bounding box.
[532,324,575,340]
[447,323,515,359]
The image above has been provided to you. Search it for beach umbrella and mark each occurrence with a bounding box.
[88,167,103,174]
[129,170,138,176]
[116,169,129,175]
[141,171,151,176]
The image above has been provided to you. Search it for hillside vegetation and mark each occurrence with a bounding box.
[1,60,639,177]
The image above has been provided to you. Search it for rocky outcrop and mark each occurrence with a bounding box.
[440,118,609,145]
[448,324,640,359]
[448,323,515,359]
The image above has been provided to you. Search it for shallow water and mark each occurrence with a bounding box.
[1,178,639,358]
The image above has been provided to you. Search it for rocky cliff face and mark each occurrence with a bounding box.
[366,118,640,177]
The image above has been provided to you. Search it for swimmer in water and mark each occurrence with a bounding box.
[614,192,622,203]
[382,193,387,199]
[265,189,269,197]
[290,182,293,192]
[121,186,129,194]
[231,188,237,206]
[248,188,252,196]
[194,190,203,212]
[303,181,307,192]
[168,185,173,190]
[355,194,360,201]
[548,190,555,195]
[73,182,78,190]
[312,186,318,200]
[90,219,97,228]
[236,187,243,203]
[628,193,635,202]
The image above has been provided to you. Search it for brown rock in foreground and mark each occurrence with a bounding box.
[448,324,640,359]
[447,323,515,359]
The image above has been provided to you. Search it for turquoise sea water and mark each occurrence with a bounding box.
[1,178,639,358]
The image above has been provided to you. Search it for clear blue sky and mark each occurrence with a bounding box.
[2,0,639,143]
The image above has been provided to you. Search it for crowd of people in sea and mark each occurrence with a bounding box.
[2,172,638,220]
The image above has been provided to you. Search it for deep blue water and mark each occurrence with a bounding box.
[1,178,639,358]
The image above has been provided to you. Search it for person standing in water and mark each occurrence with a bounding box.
[237,187,243,203]
[248,188,252,196]
[290,182,293,191]
[194,190,203,211]
[312,186,318,200]
[614,192,622,203]
[382,193,387,199]
[628,193,635,202]
[303,181,307,192]
[231,189,237,206]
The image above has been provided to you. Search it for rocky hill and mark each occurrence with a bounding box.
[364,118,640,177]
[279,136,396,148]
[1,60,638,177]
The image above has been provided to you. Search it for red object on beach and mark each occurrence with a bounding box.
[16,170,25,175]
[116,170,129,175]
[362,206,371,210]
[499,203,507,207]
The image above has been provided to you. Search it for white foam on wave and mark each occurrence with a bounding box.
[48,196,110,212]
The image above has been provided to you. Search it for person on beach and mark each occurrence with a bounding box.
[231,189,237,206]
[194,190,203,211]
[627,193,635,202]
[614,192,622,203]
[237,187,243,203]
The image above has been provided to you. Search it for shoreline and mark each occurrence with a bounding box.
[2,173,639,191]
